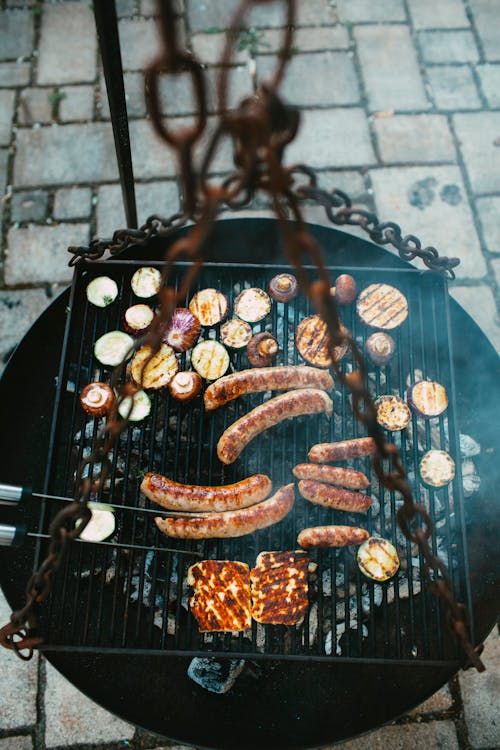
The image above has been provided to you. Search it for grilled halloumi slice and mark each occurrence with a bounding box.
[357,283,408,330]
[250,551,309,626]
[187,560,251,632]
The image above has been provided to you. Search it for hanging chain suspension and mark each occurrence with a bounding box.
[0,0,482,671]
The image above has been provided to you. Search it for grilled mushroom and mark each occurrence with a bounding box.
[80,382,114,417]
[131,266,162,298]
[189,289,229,327]
[268,273,298,302]
[247,332,279,366]
[234,288,272,323]
[375,395,411,431]
[86,276,118,308]
[366,332,396,366]
[220,319,253,349]
[161,308,201,352]
[123,304,155,336]
[167,371,202,402]
[296,315,348,367]
[331,274,357,305]
[191,340,230,380]
[357,537,400,581]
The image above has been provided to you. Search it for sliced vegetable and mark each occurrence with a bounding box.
[131,266,162,298]
[167,371,202,402]
[123,304,155,336]
[332,274,357,305]
[366,332,396,366]
[161,308,201,352]
[86,276,118,308]
[130,344,178,389]
[118,389,152,421]
[94,331,134,367]
[420,449,455,488]
[189,288,229,327]
[80,382,114,417]
[375,395,411,431]
[407,380,448,418]
[357,283,408,330]
[220,319,252,349]
[234,287,272,323]
[247,332,279,366]
[296,315,348,368]
[76,509,115,542]
[357,537,400,582]
[191,340,230,380]
[268,273,298,302]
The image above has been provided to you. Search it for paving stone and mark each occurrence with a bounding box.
[451,285,500,355]
[373,114,456,163]
[37,2,96,85]
[0,10,34,60]
[475,197,500,253]
[258,26,350,53]
[427,66,481,110]
[0,591,38,729]
[0,738,33,750]
[354,26,429,112]
[258,51,359,107]
[469,0,500,62]
[96,181,181,236]
[0,61,30,87]
[53,186,92,220]
[369,165,486,279]
[44,659,135,748]
[453,112,500,194]
[287,108,376,169]
[188,0,284,32]
[409,0,469,29]
[14,123,119,187]
[129,119,178,179]
[58,85,95,123]
[314,169,368,202]
[119,17,163,71]
[10,189,49,222]
[190,32,247,66]
[0,148,8,197]
[419,30,479,64]
[332,721,459,749]
[115,0,136,17]
[294,0,338,26]
[336,0,406,23]
[0,89,15,144]
[491,257,500,291]
[411,684,453,714]
[5,223,89,285]
[17,87,53,125]
[476,64,500,108]
[141,0,182,15]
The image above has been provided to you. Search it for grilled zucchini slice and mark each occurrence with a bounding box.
[220,319,253,349]
[191,340,230,380]
[86,276,118,308]
[94,331,134,367]
[357,537,400,582]
[408,380,448,418]
[189,289,229,327]
[131,266,162,298]
[420,449,455,488]
[118,389,152,421]
[357,283,408,330]
[234,288,272,323]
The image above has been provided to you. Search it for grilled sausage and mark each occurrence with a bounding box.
[141,472,272,512]
[217,389,333,465]
[204,366,334,411]
[298,525,370,549]
[154,484,294,539]
[293,464,370,489]
[308,437,377,463]
[298,479,372,513]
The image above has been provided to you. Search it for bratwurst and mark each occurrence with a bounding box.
[204,365,334,411]
[293,464,369,489]
[298,525,370,549]
[308,437,377,463]
[217,389,333,465]
[154,484,294,539]
[141,472,272,512]
[298,479,372,513]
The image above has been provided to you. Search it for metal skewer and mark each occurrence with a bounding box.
[24,531,201,557]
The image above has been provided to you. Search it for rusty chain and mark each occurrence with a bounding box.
[0,0,483,671]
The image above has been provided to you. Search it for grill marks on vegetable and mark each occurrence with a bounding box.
[357,284,408,330]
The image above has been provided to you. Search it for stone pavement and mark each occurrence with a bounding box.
[0,0,499,748]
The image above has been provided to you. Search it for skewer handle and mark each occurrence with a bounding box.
[0,523,26,547]
[0,484,31,507]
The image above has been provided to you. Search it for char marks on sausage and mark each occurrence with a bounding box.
[308,437,377,463]
[293,464,370,489]
[298,525,370,548]
[298,479,372,513]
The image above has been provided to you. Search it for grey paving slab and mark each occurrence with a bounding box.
[96,180,181,236]
[0,10,34,60]
[5,223,88,285]
[0,590,38,730]
[419,30,479,64]
[451,284,500,355]
[59,85,95,123]
[10,189,49,222]
[476,196,500,253]
[354,26,429,112]
[115,0,136,17]
[44,660,135,748]
[118,17,162,71]
[331,721,459,749]
[453,112,500,194]
[459,628,500,748]
[14,123,119,187]
[410,684,453,714]
[17,87,53,126]
[0,61,30,87]
[408,0,469,30]
[336,0,406,23]
[427,66,481,110]
[476,64,500,107]
[469,0,500,61]
[310,169,369,202]
[287,108,376,168]
[0,738,33,750]
[294,0,338,26]
[259,25,350,53]
[369,165,486,279]
[258,51,359,107]
[373,114,456,163]
[188,0,285,31]
[37,2,96,85]
[129,119,178,179]
[0,89,15,145]
[53,186,92,220]
[190,32,247,65]
[0,148,8,197]
[491,257,500,290]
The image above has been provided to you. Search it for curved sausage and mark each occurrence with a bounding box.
[217,389,333,465]
[154,483,294,539]
[298,479,372,513]
[298,525,369,549]
[293,464,369,489]
[141,472,272,512]
[204,366,334,411]
[308,438,377,463]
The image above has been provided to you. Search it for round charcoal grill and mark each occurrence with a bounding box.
[0,220,498,749]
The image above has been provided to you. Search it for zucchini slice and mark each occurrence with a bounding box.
[407,380,448,418]
[76,508,115,543]
[357,537,400,582]
[86,276,118,308]
[420,449,455,488]
[130,344,178,389]
[189,289,229,327]
[118,389,152,421]
[94,331,134,367]
[375,395,411,431]
[220,319,253,349]
[191,340,230,380]
[234,287,272,323]
[131,266,162,298]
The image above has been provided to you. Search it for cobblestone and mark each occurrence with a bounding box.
[37,2,96,85]
[419,30,479,64]
[336,0,406,23]
[0,738,33,750]
[0,61,30,87]
[475,196,500,253]
[96,180,181,236]
[408,0,469,30]
[0,89,15,144]
[53,186,92,220]
[450,285,500,355]
[10,189,49,222]
[334,721,459,749]
[459,629,500,748]
[17,87,53,126]
[0,148,8,197]
[427,66,481,110]
[373,114,456,163]
[190,32,247,66]
[469,0,500,62]
[118,17,161,71]
[453,112,500,194]
[354,26,429,112]
[476,64,500,108]
[411,684,453,714]
[58,85,95,123]
[259,25,350,53]
[0,10,34,60]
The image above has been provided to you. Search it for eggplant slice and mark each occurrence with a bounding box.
[357,283,408,330]
[357,537,400,581]
[131,266,162,298]
[296,315,348,368]
[407,380,448,418]
[234,288,272,323]
[375,395,411,431]
[220,319,253,349]
[123,304,155,336]
[130,344,178,389]
[420,449,455,488]
[189,289,229,327]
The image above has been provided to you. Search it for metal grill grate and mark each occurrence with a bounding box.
[33,258,470,664]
